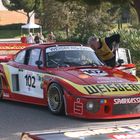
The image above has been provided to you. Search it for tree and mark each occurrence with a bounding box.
[131,0,140,23]
[40,0,118,42]
[56,0,140,23]
[2,0,43,23]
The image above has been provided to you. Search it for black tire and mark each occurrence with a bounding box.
[0,76,3,99]
[47,83,65,115]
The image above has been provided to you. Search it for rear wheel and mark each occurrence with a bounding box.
[0,77,3,99]
[47,83,65,115]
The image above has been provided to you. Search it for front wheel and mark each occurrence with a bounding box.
[47,83,65,115]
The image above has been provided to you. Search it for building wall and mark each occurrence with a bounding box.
[0,11,28,25]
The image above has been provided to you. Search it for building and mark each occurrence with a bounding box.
[0,0,34,25]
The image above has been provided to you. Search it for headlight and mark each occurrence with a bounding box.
[86,101,94,111]
[86,100,100,113]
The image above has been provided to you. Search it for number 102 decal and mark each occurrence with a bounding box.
[25,75,36,88]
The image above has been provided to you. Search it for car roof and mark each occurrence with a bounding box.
[28,42,83,49]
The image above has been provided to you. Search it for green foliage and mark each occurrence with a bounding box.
[41,1,118,42]
[0,30,20,38]
[2,0,42,12]
[116,29,140,65]
[2,0,22,10]
[0,23,22,30]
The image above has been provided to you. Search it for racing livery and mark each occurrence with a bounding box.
[0,42,140,119]
[21,124,140,140]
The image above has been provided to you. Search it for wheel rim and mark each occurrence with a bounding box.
[48,86,61,111]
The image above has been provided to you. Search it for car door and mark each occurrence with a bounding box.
[18,48,44,98]
[4,47,44,99]
[2,49,26,94]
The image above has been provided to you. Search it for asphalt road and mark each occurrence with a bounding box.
[0,100,140,140]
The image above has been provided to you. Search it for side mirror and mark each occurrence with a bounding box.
[117,59,124,66]
[35,60,43,68]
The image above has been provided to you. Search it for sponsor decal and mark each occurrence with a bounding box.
[3,63,140,96]
[64,125,140,139]
[111,133,140,140]
[46,46,91,53]
[96,77,125,83]
[36,74,43,81]
[3,93,10,97]
[114,97,140,104]
[74,98,83,115]
[83,83,140,95]
[64,126,131,138]
[81,69,108,76]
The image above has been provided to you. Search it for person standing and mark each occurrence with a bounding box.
[21,34,27,43]
[47,32,56,43]
[87,34,120,67]
[27,32,34,44]
[34,33,40,44]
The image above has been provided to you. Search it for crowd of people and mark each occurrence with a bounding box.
[21,32,56,44]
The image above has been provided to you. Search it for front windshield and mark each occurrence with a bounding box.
[46,46,103,68]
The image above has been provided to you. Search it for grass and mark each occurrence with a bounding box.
[0,29,21,38]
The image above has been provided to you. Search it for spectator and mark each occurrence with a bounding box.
[47,32,56,43]
[27,32,34,44]
[21,34,27,43]
[87,34,120,67]
[39,32,45,43]
[34,33,40,44]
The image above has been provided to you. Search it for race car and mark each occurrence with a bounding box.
[21,124,140,140]
[0,42,140,119]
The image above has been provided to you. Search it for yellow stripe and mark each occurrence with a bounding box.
[2,64,12,89]
[2,63,140,97]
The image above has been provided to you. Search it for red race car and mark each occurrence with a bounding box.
[0,42,140,119]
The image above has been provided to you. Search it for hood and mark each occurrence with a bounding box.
[51,66,140,97]
[54,66,137,84]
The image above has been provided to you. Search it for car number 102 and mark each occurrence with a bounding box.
[25,75,36,88]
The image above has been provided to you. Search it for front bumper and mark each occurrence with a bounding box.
[65,93,140,119]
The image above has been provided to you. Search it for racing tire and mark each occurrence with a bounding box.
[0,76,3,99]
[47,83,65,115]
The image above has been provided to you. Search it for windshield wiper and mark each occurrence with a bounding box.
[64,61,82,66]
[48,59,61,67]
[48,59,70,67]
[85,62,98,66]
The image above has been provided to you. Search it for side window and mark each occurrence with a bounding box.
[28,48,41,66]
[14,50,26,64]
